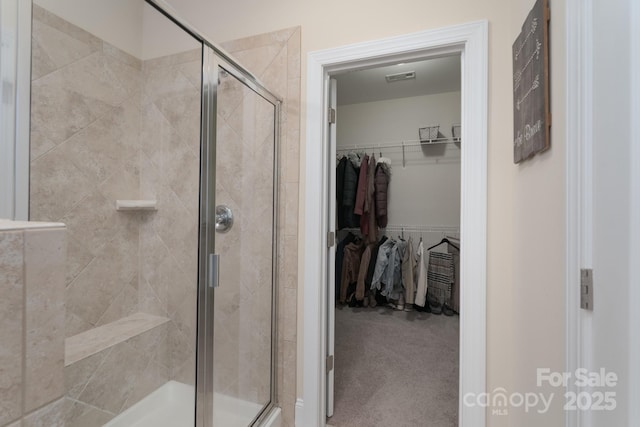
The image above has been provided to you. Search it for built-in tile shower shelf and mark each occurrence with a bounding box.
[115,200,158,211]
[65,312,169,366]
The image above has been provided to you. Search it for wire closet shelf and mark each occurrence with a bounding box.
[335,137,461,153]
[336,137,461,167]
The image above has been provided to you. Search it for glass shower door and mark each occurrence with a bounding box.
[197,51,279,426]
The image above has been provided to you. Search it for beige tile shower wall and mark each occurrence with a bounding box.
[0,221,66,427]
[139,49,202,386]
[221,26,301,427]
[30,5,143,337]
[30,6,200,420]
[0,230,24,426]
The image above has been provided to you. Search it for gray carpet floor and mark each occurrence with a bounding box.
[328,305,459,427]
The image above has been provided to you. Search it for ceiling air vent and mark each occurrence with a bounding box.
[385,71,416,83]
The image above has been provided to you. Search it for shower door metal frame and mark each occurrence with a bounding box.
[196,45,217,427]
[1,0,31,220]
[145,2,282,426]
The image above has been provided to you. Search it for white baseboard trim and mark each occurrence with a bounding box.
[294,398,304,427]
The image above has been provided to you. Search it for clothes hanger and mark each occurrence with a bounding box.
[427,238,459,252]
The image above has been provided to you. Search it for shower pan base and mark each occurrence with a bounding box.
[103,381,281,427]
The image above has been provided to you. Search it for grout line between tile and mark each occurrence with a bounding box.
[72,346,114,405]
[21,396,65,420]
[93,271,138,327]
[65,395,117,417]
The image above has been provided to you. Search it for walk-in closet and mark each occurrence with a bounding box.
[328,55,462,427]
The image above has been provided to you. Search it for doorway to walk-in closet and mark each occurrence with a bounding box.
[328,55,462,427]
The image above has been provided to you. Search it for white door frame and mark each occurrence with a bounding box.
[630,0,640,424]
[301,21,488,427]
[565,0,640,426]
[564,1,594,426]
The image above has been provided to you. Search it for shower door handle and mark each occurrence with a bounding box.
[215,205,234,233]
[208,253,220,288]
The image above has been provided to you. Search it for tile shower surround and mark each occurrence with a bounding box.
[0,221,66,427]
[28,4,300,426]
[30,5,199,424]
[30,4,146,337]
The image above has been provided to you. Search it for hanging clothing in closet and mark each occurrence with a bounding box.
[337,155,361,229]
[335,232,356,300]
[355,154,378,242]
[370,238,395,296]
[355,242,376,301]
[336,229,460,314]
[449,243,460,313]
[336,156,347,229]
[339,238,364,303]
[336,152,390,233]
[399,236,416,305]
[414,239,428,307]
[374,161,391,228]
[426,251,454,305]
[334,147,462,314]
[369,235,420,308]
[425,242,456,314]
[371,236,410,302]
[354,154,368,217]
[365,235,387,291]
[415,239,460,314]
[364,154,377,242]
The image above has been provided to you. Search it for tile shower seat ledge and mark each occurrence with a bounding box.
[115,200,158,211]
[65,312,169,366]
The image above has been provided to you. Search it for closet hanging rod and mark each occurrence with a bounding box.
[340,225,460,233]
[383,225,460,233]
[336,137,461,152]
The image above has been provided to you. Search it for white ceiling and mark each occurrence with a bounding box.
[334,55,461,105]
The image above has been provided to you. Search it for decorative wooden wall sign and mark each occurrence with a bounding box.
[512,0,551,163]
